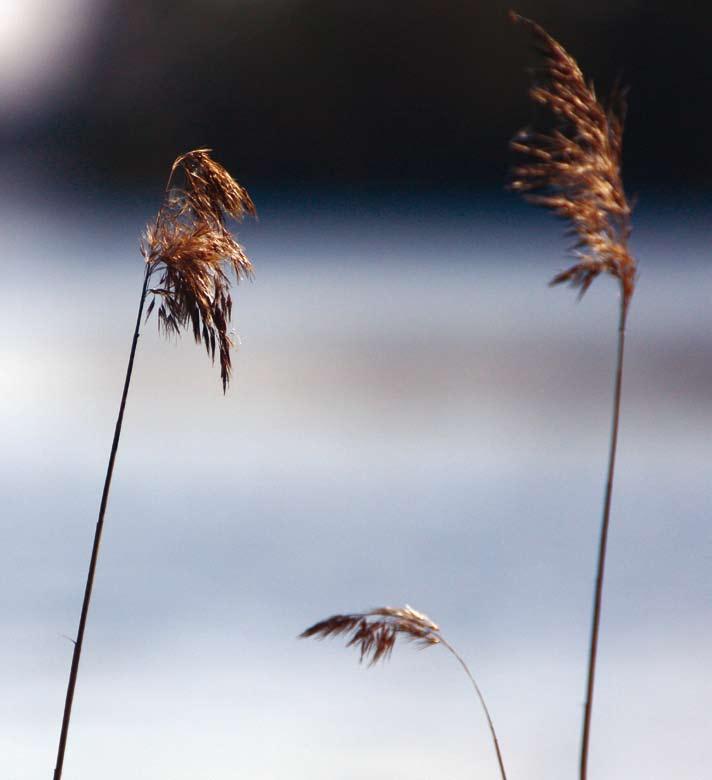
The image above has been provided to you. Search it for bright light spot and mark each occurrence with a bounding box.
[0,0,103,117]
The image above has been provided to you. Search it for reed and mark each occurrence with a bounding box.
[52,149,254,780]
[301,606,508,780]
[509,12,637,780]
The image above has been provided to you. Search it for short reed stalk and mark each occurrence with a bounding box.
[301,606,508,780]
[509,12,637,779]
[53,149,255,779]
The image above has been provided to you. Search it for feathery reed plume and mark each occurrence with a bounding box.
[301,606,441,665]
[301,606,507,780]
[509,11,635,306]
[170,148,256,226]
[53,150,254,780]
[509,13,636,780]
[143,148,255,392]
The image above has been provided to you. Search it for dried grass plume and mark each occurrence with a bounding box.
[509,12,636,306]
[142,149,256,391]
[300,606,441,666]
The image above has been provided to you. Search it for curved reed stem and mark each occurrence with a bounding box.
[301,606,507,780]
[439,637,508,780]
[53,264,151,780]
[579,294,628,780]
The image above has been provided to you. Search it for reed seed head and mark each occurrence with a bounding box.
[509,11,636,306]
[170,148,256,227]
[142,149,255,392]
[300,605,441,666]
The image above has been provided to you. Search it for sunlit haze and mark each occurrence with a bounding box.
[0,0,102,116]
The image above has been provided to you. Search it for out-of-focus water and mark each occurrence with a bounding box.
[1,184,710,779]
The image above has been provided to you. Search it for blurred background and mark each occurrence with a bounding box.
[1,1,710,778]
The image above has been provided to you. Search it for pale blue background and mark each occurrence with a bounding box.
[1,171,710,779]
[2,1,711,777]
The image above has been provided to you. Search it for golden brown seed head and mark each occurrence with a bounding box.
[300,605,441,666]
[169,148,256,226]
[142,149,255,392]
[509,12,636,306]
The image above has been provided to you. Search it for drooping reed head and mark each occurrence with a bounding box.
[509,12,636,308]
[300,606,441,666]
[170,148,256,227]
[142,149,256,392]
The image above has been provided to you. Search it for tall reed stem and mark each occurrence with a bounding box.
[439,638,508,780]
[579,293,628,780]
[53,264,151,780]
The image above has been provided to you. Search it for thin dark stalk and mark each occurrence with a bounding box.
[579,294,628,780]
[53,263,151,780]
[439,637,508,780]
